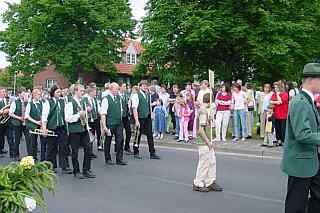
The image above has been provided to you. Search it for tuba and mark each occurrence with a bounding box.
[0,104,10,124]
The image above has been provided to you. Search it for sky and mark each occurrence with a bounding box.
[0,0,146,68]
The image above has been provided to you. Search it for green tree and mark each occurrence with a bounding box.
[0,0,135,83]
[138,0,320,84]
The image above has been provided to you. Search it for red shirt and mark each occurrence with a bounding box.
[271,92,289,120]
[216,92,232,111]
[315,93,320,110]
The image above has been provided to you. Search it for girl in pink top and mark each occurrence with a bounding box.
[179,100,193,143]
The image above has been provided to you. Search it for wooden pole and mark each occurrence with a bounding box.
[209,69,215,143]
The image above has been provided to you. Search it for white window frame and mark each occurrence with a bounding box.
[131,54,136,64]
[46,79,57,89]
[126,53,131,64]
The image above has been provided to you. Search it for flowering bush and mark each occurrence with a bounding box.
[0,156,57,213]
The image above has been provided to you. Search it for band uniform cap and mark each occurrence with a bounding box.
[303,63,320,77]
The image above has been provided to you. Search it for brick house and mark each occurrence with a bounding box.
[33,38,144,89]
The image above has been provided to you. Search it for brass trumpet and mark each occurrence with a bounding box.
[29,129,58,137]
[0,104,10,124]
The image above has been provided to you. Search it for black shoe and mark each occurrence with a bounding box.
[208,182,223,192]
[124,150,134,155]
[105,160,115,165]
[134,154,142,159]
[83,172,96,178]
[246,136,252,139]
[150,154,161,160]
[74,173,88,179]
[192,184,209,192]
[116,161,128,166]
[0,150,8,154]
[61,168,73,174]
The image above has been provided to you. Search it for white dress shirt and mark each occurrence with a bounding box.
[9,100,16,114]
[65,97,81,123]
[42,100,50,123]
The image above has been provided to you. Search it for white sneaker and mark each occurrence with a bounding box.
[242,137,245,141]
[98,145,103,150]
[213,138,221,142]
[160,134,164,140]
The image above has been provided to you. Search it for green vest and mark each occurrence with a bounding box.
[0,99,6,109]
[47,98,65,130]
[25,101,42,130]
[121,92,130,118]
[82,96,98,122]
[106,95,122,127]
[68,97,86,133]
[137,92,151,119]
[10,99,23,126]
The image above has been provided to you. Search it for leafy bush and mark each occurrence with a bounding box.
[0,156,57,213]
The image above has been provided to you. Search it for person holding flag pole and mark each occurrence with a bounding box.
[193,69,223,193]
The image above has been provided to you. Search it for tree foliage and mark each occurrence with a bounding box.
[137,0,320,84]
[0,0,135,84]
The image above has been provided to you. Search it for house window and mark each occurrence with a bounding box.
[126,53,131,64]
[131,54,136,64]
[126,53,137,64]
[46,79,57,89]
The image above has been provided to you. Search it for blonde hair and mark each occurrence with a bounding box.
[131,85,139,94]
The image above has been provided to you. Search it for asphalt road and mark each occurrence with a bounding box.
[1,144,287,213]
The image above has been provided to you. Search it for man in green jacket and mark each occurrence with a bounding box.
[282,63,320,213]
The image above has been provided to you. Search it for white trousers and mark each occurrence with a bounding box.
[215,111,231,140]
[193,146,216,188]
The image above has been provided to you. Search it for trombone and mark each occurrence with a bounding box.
[29,129,58,137]
[0,104,10,124]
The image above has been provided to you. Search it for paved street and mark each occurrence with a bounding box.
[1,142,287,213]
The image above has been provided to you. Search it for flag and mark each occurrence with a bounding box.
[209,69,215,89]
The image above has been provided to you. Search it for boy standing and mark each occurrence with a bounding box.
[193,93,223,192]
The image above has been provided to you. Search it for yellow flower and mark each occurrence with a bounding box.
[20,156,35,170]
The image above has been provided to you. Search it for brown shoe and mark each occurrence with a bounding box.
[192,184,209,192]
[208,182,223,192]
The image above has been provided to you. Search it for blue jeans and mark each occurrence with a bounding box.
[175,116,180,136]
[233,109,247,138]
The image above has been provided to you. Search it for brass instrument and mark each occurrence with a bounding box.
[133,125,140,148]
[29,129,58,137]
[0,104,10,124]
[83,102,95,142]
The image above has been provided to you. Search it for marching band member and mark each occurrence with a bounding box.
[82,83,101,154]
[25,88,43,161]
[8,88,29,161]
[100,82,127,165]
[65,84,96,179]
[42,85,71,174]
[119,83,133,155]
[0,87,9,155]
[131,80,160,160]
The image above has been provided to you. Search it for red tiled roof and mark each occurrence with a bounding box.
[115,64,135,75]
[121,39,144,54]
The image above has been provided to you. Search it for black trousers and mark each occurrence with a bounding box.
[275,119,286,143]
[0,124,7,151]
[7,125,26,158]
[89,118,101,147]
[26,129,38,160]
[46,127,69,169]
[122,116,132,151]
[40,137,48,162]
[133,116,156,155]
[69,131,91,174]
[105,124,124,162]
[169,105,176,130]
[285,160,320,213]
